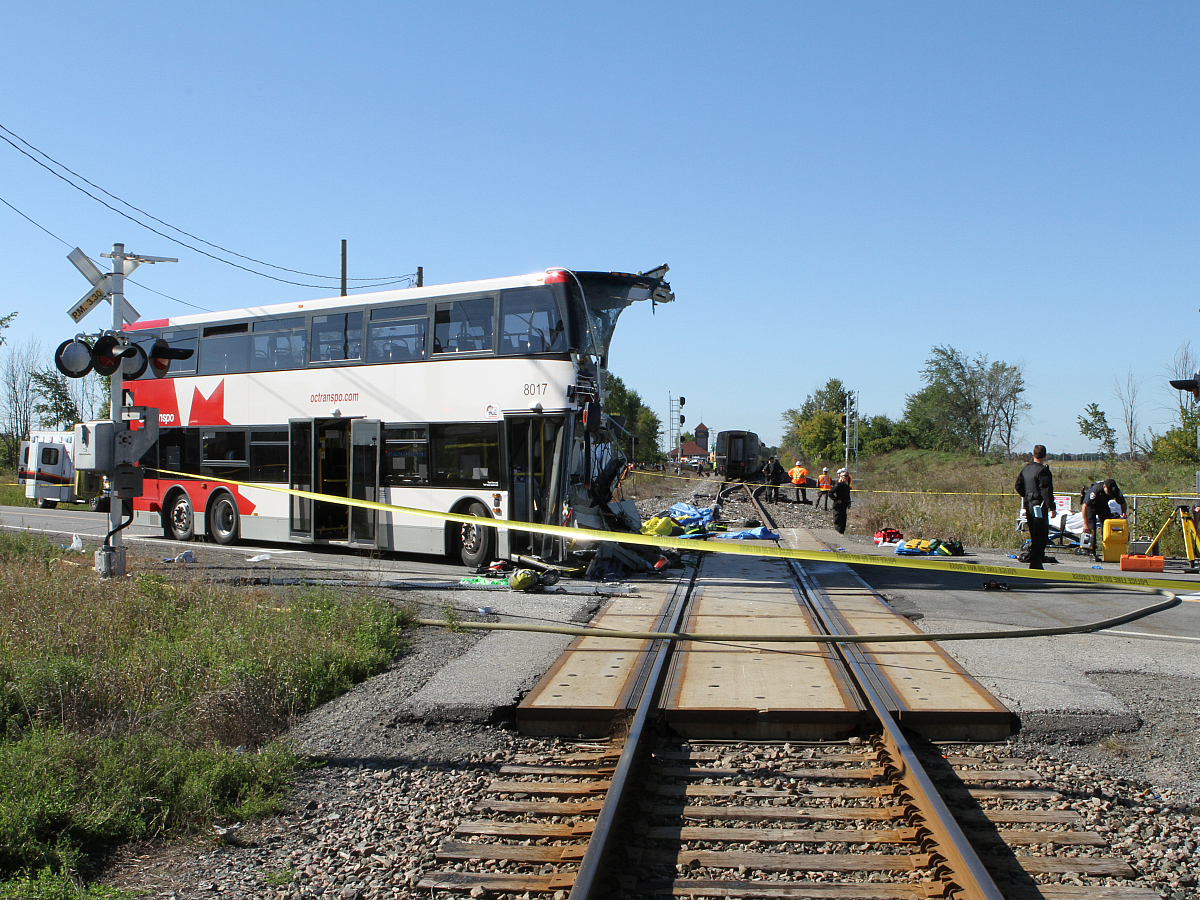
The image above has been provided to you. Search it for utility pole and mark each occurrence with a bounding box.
[416,266,423,287]
[340,240,347,296]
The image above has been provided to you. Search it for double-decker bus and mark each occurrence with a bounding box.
[123,266,672,566]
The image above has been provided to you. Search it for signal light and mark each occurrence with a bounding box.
[679,396,686,407]
[544,269,568,284]
[679,414,685,425]
[1169,373,1200,400]
[92,333,137,377]
[148,338,194,378]
[122,344,148,380]
[55,338,94,378]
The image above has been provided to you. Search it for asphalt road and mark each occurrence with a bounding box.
[0,503,471,581]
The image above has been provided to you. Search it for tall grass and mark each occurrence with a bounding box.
[0,531,414,887]
[851,450,1200,550]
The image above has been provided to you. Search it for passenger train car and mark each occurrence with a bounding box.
[713,430,762,480]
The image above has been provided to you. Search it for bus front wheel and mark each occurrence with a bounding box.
[459,502,495,568]
[209,493,239,546]
[167,492,195,541]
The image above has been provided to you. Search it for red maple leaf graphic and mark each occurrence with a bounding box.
[189,381,228,426]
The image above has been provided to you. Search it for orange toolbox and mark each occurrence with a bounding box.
[1120,554,1164,572]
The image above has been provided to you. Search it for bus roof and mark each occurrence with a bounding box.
[124,267,672,332]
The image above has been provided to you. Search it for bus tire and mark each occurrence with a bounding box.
[209,493,239,546]
[89,496,110,513]
[459,502,495,568]
[167,491,195,541]
[37,499,58,509]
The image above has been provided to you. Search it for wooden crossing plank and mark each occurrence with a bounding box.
[801,564,1018,741]
[516,584,675,736]
[660,555,866,740]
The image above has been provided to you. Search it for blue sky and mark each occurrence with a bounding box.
[1,2,1196,453]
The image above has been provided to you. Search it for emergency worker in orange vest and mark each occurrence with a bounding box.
[789,462,810,503]
[814,468,833,510]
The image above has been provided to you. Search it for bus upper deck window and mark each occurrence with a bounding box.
[252,317,307,370]
[311,312,362,363]
[433,298,495,354]
[369,307,428,363]
[160,330,198,375]
[499,288,567,355]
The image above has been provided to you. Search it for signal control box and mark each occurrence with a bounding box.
[74,420,116,472]
[74,409,160,499]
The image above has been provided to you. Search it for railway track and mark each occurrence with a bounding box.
[418,484,1153,899]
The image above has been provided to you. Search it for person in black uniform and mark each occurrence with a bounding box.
[764,457,785,503]
[831,471,852,534]
[1015,444,1055,569]
[1082,478,1127,562]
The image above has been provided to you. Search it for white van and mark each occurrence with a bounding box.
[18,431,78,509]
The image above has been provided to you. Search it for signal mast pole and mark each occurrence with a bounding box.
[97,243,176,576]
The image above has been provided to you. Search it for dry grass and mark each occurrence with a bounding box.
[848,450,1199,549]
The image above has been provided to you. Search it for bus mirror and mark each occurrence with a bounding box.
[149,338,194,378]
[582,402,601,433]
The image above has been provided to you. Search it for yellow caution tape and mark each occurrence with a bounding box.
[146,468,1200,594]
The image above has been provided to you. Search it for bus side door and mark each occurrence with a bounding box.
[349,419,381,547]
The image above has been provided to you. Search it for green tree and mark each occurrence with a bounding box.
[900,346,1026,455]
[1077,403,1117,458]
[795,411,843,462]
[32,370,81,430]
[859,414,903,456]
[782,378,850,460]
[604,374,663,464]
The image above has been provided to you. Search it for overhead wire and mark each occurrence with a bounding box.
[0,122,416,291]
[0,191,210,313]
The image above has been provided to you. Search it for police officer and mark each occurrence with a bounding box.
[1082,478,1127,562]
[1015,444,1055,570]
[764,457,785,503]
[832,471,852,534]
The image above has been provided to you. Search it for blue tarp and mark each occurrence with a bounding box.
[717,526,780,541]
[666,503,715,529]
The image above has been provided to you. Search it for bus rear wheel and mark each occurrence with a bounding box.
[459,502,495,568]
[209,493,239,545]
[37,499,57,509]
[167,492,195,541]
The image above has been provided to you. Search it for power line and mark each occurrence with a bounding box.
[0,122,416,291]
[1,191,210,312]
[0,193,72,247]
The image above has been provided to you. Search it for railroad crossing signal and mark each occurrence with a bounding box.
[60,243,178,579]
[66,247,147,325]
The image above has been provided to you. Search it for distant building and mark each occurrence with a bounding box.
[668,440,708,459]
[694,422,709,452]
